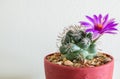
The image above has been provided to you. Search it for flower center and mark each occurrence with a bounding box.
[95,24,103,31]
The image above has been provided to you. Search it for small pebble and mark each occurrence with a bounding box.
[104,58,112,63]
[63,58,67,62]
[64,60,73,66]
[74,63,80,67]
[56,61,63,65]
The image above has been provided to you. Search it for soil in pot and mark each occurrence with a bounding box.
[46,52,112,68]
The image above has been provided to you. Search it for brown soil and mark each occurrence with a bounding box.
[46,53,112,68]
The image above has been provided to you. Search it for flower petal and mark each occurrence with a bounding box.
[93,15,99,24]
[86,28,94,32]
[105,23,118,29]
[86,16,95,23]
[102,14,109,25]
[99,14,102,24]
[79,21,92,27]
[104,31,117,34]
[105,18,115,26]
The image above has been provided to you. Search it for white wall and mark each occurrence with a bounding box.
[0,0,120,79]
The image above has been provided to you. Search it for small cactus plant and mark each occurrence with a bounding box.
[59,26,97,61]
[58,14,118,62]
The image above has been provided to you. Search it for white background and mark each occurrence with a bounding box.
[0,0,120,79]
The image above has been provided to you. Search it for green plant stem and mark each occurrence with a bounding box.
[92,34,103,44]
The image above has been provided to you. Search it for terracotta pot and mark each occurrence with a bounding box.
[44,53,114,79]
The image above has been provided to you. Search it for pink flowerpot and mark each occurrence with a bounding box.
[44,53,114,79]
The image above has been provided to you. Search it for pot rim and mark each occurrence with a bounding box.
[44,52,114,70]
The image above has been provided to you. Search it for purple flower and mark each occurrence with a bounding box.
[79,14,118,40]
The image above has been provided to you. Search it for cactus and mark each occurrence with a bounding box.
[59,26,97,61]
[58,14,118,62]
